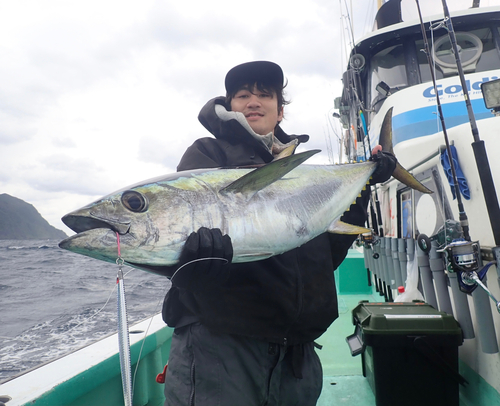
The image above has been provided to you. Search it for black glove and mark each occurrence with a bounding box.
[369,150,397,184]
[170,227,233,291]
[162,285,183,327]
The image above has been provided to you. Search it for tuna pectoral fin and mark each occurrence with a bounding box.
[393,163,433,194]
[220,149,321,196]
[328,220,370,235]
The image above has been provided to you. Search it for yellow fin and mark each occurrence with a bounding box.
[327,219,370,235]
[273,144,297,160]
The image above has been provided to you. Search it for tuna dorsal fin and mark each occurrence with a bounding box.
[327,219,370,235]
[379,108,433,194]
[220,149,320,196]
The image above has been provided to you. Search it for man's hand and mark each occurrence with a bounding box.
[369,145,397,184]
[171,227,233,291]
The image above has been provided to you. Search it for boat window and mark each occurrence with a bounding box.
[418,27,500,82]
[369,43,408,112]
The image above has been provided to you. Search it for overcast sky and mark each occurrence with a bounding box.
[0,0,495,234]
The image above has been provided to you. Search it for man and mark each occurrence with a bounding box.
[162,61,395,406]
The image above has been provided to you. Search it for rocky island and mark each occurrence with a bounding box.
[0,193,67,240]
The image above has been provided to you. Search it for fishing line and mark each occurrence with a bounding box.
[131,257,228,392]
[0,275,122,345]
[112,239,228,398]
[338,0,347,86]
[61,266,136,336]
[170,257,229,284]
[342,0,356,52]
[67,285,116,331]
[131,284,166,395]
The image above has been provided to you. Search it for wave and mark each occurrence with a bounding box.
[0,309,117,381]
[6,245,58,251]
[0,241,168,382]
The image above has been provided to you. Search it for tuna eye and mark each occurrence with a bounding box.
[121,191,148,212]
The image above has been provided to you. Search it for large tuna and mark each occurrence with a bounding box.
[59,109,430,276]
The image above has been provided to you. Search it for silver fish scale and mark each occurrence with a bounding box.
[59,161,376,268]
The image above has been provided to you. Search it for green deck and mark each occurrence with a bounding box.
[315,252,378,405]
[317,293,378,406]
[318,252,500,406]
[10,250,499,406]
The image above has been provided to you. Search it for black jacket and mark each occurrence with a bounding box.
[164,97,370,345]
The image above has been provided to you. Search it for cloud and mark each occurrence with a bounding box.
[0,119,37,145]
[0,0,370,232]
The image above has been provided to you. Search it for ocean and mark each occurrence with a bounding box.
[0,239,171,382]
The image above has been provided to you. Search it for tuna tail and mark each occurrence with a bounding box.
[379,108,433,194]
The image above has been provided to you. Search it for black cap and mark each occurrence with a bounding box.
[224,61,284,94]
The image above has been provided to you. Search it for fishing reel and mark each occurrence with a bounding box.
[358,230,380,257]
[359,230,375,245]
[426,220,484,294]
[440,239,482,293]
[441,240,500,313]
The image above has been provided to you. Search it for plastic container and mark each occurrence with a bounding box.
[346,301,464,406]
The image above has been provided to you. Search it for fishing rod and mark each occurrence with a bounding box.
[415,0,500,316]
[415,0,470,242]
[339,0,387,295]
[439,0,500,247]
[437,0,500,317]
[340,1,385,237]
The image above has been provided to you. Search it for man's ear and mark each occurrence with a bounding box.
[277,106,284,123]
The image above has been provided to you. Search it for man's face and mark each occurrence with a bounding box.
[230,86,284,136]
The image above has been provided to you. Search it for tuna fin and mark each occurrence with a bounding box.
[379,108,433,194]
[273,144,297,160]
[327,219,370,235]
[379,107,395,154]
[392,163,433,193]
[238,252,274,259]
[220,149,321,196]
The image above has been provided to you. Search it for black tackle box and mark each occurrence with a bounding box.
[346,301,464,406]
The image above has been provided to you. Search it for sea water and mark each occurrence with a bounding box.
[0,239,171,382]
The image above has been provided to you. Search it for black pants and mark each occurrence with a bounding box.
[164,323,323,406]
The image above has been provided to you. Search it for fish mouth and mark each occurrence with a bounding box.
[58,228,172,277]
[59,228,116,248]
[62,213,131,235]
